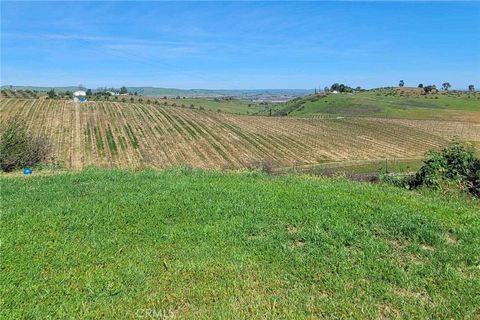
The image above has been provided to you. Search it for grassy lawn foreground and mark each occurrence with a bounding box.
[1,169,479,318]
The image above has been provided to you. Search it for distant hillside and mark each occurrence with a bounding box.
[1,85,79,92]
[126,87,312,98]
[1,85,311,99]
[274,88,480,122]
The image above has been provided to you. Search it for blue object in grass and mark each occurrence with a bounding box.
[23,168,32,175]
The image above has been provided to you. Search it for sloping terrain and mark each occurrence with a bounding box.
[1,169,479,318]
[276,89,480,122]
[1,98,479,170]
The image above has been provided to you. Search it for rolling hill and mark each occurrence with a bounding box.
[274,88,480,122]
[1,98,479,170]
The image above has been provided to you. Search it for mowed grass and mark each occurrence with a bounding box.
[1,169,479,319]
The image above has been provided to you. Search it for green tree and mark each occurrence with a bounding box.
[468,85,475,92]
[399,80,404,87]
[442,82,451,91]
[120,86,128,94]
[418,83,423,88]
[47,89,56,99]
[423,85,434,94]
[330,83,353,93]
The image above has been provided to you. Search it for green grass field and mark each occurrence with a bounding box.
[167,97,263,115]
[161,89,480,120]
[2,169,479,318]
[278,158,425,176]
[275,89,480,121]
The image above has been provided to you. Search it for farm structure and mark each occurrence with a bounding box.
[1,98,479,170]
[73,90,87,103]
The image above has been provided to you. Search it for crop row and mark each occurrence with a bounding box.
[1,98,478,170]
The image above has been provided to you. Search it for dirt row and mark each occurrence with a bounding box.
[1,99,476,170]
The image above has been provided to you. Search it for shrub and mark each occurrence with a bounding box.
[409,141,479,196]
[248,160,275,175]
[466,160,480,196]
[0,118,51,172]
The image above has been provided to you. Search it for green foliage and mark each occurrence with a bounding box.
[105,126,117,154]
[94,126,104,153]
[64,90,73,99]
[1,169,479,318]
[330,83,353,93]
[279,89,480,119]
[47,89,56,99]
[124,124,139,149]
[423,85,436,94]
[0,118,51,172]
[409,141,479,196]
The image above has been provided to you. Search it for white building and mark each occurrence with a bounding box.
[73,90,87,103]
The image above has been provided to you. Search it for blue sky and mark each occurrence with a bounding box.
[1,1,479,89]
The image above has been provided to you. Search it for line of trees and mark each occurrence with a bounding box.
[320,81,475,94]
[400,81,475,92]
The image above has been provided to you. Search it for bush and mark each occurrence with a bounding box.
[409,141,479,196]
[466,160,480,196]
[248,160,275,175]
[0,118,51,172]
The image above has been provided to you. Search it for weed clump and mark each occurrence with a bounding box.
[248,159,276,175]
